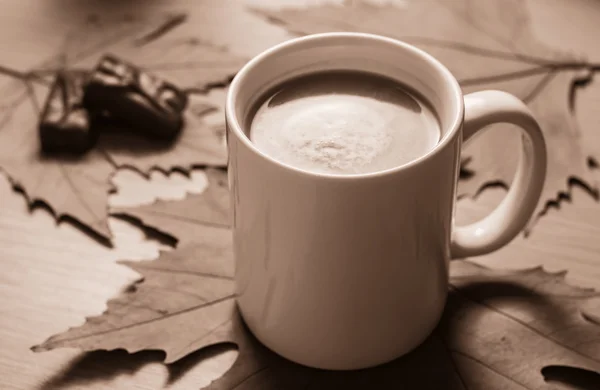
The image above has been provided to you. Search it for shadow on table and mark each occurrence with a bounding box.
[38,343,235,390]
[542,366,600,389]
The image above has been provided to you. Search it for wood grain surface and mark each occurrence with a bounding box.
[2,0,600,389]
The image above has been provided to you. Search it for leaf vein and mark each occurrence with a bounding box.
[459,66,551,87]
[48,294,235,344]
[172,318,232,359]
[132,264,233,280]
[130,209,229,229]
[231,366,269,390]
[450,285,600,364]
[451,350,532,389]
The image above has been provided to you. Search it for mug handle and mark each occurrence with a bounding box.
[451,90,547,259]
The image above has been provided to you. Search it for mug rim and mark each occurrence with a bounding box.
[225,32,464,180]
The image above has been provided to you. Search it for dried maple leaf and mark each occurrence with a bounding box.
[253,0,594,227]
[459,70,592,207]
[33,13,246,93]
[528,0,600,175]
[0,78,115,237]
[33,169,234,363]
[456,182,600,287]
[33,169,600,389]
[0,12,244,239]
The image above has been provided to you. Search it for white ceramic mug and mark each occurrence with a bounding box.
[225,32,547,371]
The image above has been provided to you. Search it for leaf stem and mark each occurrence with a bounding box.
[0,64,50,86]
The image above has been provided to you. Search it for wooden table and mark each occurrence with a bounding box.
[2,0,600,389]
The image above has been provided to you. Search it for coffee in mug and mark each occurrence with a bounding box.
[225,33,546,371]
[248,70,440,175]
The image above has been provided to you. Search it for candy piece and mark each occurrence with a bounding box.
[39,71,96,155]
[84,55,188,140]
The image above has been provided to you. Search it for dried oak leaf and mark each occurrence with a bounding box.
[0,13,244,239]
[34,169,600,389]
[254,0,594,226]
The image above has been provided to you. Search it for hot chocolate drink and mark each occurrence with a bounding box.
[248,70,440,175]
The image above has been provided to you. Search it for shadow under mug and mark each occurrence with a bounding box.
[225,32,547,371]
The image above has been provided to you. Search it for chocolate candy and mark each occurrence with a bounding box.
[39,71,96,154]
[84,55,188,140]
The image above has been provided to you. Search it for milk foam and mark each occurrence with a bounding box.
[249,72,440,175]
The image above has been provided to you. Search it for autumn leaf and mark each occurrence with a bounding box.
[459,69,593,208]
[33,168,600,389]
[33,12,246,93]
[455,181,600,288]
[32,169,234,363]
[0,12,244,239]
[529,0,600,175]
[0,78,115,237]
[253,0,594,227]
